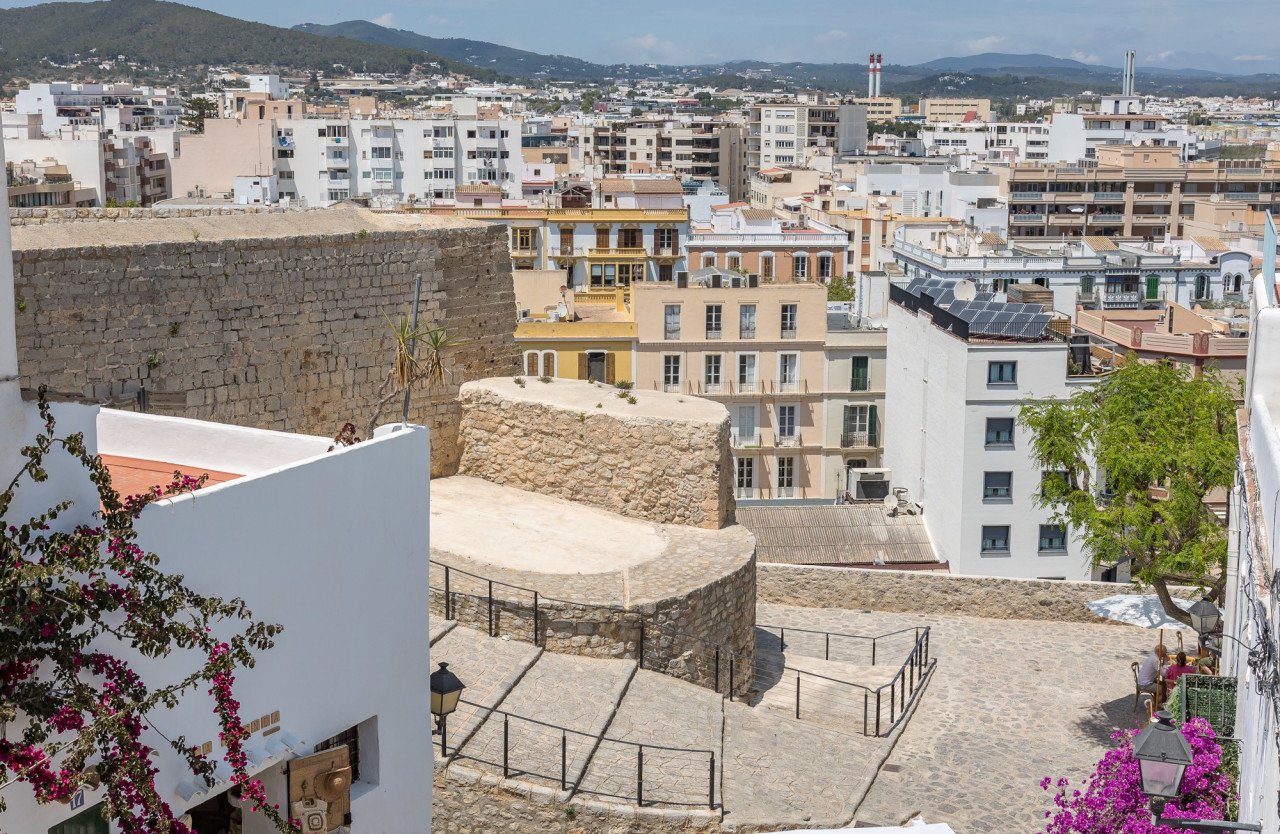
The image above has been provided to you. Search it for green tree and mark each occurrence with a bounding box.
[180,96,219,134]
[827,275,855,302]
[1018,358,1238,623]
[580,91,597,113]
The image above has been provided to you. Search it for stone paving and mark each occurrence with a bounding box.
[455,651,636,790]
[577,670,723,810]
[758,603,1156,834]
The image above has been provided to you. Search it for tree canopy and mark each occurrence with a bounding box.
[1018,358,1238,622]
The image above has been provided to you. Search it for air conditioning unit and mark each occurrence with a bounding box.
[518,308,531,319]
[292,798,328,834]
[747,274,759,288]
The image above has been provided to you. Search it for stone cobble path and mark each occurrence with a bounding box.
[455,652,636,791]
[758,603,1155,834]
[576,669,723,809]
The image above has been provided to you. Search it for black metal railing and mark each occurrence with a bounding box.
[452,699,717,810]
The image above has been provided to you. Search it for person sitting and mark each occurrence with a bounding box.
[1165,650,1196,690]
[1137,643,1162,698]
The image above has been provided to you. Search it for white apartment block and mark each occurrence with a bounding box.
[859,163,1005,232]
[747,100,867,173]
[276,116,523,205]
[884,277,1101,580]
[14,82,183,136]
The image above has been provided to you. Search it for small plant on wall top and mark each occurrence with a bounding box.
[360,314,467,439]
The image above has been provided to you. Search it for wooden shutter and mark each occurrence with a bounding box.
[578,353,589,380]
[605,353,616,384]
[525,353,539,376]
[1146,275,1160,300]
[868,404,879,447]
[288,746,351,827]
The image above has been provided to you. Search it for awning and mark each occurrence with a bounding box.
[175,730,305,802]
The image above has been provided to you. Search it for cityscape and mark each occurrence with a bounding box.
[0,1,1279,833]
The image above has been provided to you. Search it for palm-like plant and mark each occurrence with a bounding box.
[363,315,466,439]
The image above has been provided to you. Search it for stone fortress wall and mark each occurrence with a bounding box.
[458,377,736,529]
[8,205,331,227]
[11,208,521,476]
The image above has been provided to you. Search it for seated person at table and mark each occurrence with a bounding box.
[1166,651,1196,688]
[1137,644,1162,694]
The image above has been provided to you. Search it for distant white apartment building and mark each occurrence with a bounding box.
[885,277,1107,580]
[859,163,1006,233]
[2,125,172,206]
[747,99,868,173]
[14,82,183,136]
[276,114,523,205]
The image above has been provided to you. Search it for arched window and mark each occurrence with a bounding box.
[701,253,716,268]
[760,253,775,279]
[524,351,541,376]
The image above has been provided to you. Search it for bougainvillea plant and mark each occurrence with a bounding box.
[0,390,298,833]
[1041,717,1236,834]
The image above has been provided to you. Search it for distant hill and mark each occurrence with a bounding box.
[294,20,621,81]
[0,0,486,80]
[918,53,1103,72]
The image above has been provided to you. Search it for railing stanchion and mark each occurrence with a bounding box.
[795,672,801,719]
[637,745,644,807]
[639,623,645,668]
[876,690,881,736]
[709,752,715,809]
[780,628,785,651]
[729,656,735,702]
[872,638,876,666]
[715,648,720,693]
[533,591,539,646]
[825,632,830,660]
[444,566,451,620]
[503,714,509,778]
[863,692,868,736]
[487,579,494,637]
[561,730,567,791]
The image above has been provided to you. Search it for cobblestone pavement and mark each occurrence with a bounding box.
[758,603,1155,834]
[721,699,881,828]
[577,670,723,810]
[429,619,456,645]
[429,625,543,758]
[456,651,636,790]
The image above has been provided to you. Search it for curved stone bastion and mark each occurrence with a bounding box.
[431,378,756,696]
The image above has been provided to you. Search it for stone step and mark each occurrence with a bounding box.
[429,619,457,646]
[429,626,543,761]
[576,669,724,810]
[720,699,880,829]
[454,651,636,791]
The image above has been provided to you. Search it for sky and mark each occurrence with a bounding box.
[2,0,1279,73]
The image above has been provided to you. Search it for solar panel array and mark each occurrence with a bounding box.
[903,277,1052,339]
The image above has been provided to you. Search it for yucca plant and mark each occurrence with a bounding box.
[362,315,467,439]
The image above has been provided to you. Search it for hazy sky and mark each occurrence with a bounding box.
[3,0,1279,73]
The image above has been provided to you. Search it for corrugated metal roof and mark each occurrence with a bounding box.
[736,504,938,566]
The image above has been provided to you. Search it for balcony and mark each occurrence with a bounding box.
[663,383,683,393]
[325,135,349,147]
[706,327,722,340]
[700,381,726,395]
[1102,291,1140,308]
[327,177,350,190]
[1011,214,1045,224]
[776,433,801,448]
[589,247,647,258]
[731,431,761,448]
[651,247,678,258]
[1223,192,1259,200]
[841,430,879,448]
[511,245,539,256]
[664,327,681,340]
[1091,191,1125,200]
[740,328,757,340]
[1011,192,1043,201]
[736,380,760,394]
[553,246,584,258]
[736,487,758,499]
[776,380,800,394]
[780,328,797,340]
[775,486,797,499]
[1088,213,1125,223]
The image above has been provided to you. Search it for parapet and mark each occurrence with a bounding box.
[457,377,735,529]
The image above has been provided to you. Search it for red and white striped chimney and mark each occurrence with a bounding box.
[868,53,876,98]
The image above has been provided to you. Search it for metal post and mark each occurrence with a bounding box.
[488,579,494,637]
[872,638,876,666]
[901,672,906,712]
[875,691,881,735]
[863,692,868,736]
[400,272,424,423]
[637,745,644,806]
[709,753,715,809]
[795,673,801,719]
[444,566,451,620]
[440,715,448,757]
[561,731,567,791]
[825,632,830,660]
[890,681,896,724]
[533,591,539,646]
[639,623,645,667]
[714,648,721,693]
[503,715,509,778]
[729,655,735,702]
[780,628,785,651]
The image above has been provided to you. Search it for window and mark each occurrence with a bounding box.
[1195,274,1208,299]
[701,253,716,268]
[664,305,681,340]
[706,304,722,339]
[842,404,877,447]
[737,353,758,390]
[371,146,392,159]
[987,362,1017,384]
[1080,275,1095,296]
[780,304,797,339]
[512,228,537,252]
[776,404,797,440]
[792,254,808,279]
[1039,524,1067,552]
[983,471,1013,501]
[736,457,754,496]
[315,725,362,781]
[727,253,741,272]
[850,356,869,391]
[49,803,109,834]
[705,354,722,387]
[655,227,676,252]
[740,304,757,339]
[778,353,798,391]
[760,254,774,279]
[818,253,833,279]
[985,418,1014,447]
[663,355,682,389]
[776,456,795,494]
[981,525,1010,554]
[1145,275,1161,300]
[619,228,641,248]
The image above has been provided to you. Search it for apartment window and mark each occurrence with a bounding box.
[663,355,682,389]
[818,253,833,279]
[987,362,1017,384]
[664,305,681,340]
[1080,275,1095,296]
[983,471,1013,502]
[1195,274,1209,300]
[792,254,808,279]
[705,354,723,387]
[776,404,797,439]
[740,304,757,339]
[737,353,758,390]
[842,404,877,447]
[655,227,677,252]
[706,304,722,339]
[778,353,799,391]
[512,228,537,252]
[701,253,716,268]
[736,457,754,494]
[1145,275,1160,300]
[981,525,1011,554]
[727,254,742,272]
[776,456,796,493]
[371,146,392,159]
[780,304,797,339]
[760,254,774,279]
[1039,524,1067,552]
[850,356,869,391]
[467,130,477,138]
[985,418,1014,447]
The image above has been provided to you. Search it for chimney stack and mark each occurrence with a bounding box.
[875,54,883,97]
[1122,50,1136,97]
[868,53,876,98]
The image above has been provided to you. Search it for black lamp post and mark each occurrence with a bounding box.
[430,662,465,756]
[1187,597,1222,639]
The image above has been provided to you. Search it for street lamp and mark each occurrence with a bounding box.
[1187,597,1222,639]
[429,662,465,756]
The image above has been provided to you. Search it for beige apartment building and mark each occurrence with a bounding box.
[687,203,852,282]
[1008,144,1280,240]
[918,98,992,123]
[847,97,903,121]
[567,119,748,201]
[633,278,830,499]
